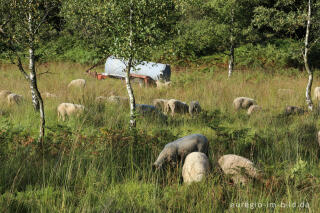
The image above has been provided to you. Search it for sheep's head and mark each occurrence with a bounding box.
[153,145,177,170]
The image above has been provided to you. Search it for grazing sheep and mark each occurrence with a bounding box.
[67,79,86,89]
[166,99,189,115]
[284,106,304,116]
[153,99,169,112]
[44,92,57,98]
[156,81,171,89]
[189,101,201,116]
[57,103,85,121]
[218,154,261,185]
[277,89,293,98]
[247,105,262,115]
[182,152,210,184]
[107,95,129,104]
[136,104,167,120]
[7,93,23,105]
[0,90,12,102]
[233,97,256,110]
[95,96,108,103]
[153,134,209,169]
[314,87,320,101]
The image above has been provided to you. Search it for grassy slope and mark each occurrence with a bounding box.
[0,62,319,212]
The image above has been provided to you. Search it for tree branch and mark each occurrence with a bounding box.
[17,56,30,81]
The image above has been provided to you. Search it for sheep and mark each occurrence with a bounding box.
[67,79,86,89]
[57,103,85,121]
[95,96,108,103]
[284,106,304,116]
[247,105,262,115]
[277,89,293,98]
[182,152,210,184]
[153,99,169,112]
[0,90,12,102]
[153,134,209,169]
[314,87,320,101]
[233,97,256,110]
[136,104,167,120]
[156,81,171,89]
[107,95,129,105]
[218,154,261,185]
[7,93,23,105]
[166,99,189,115]
[43,92,57,98]
[189,101,201,116]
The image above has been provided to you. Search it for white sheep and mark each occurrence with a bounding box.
[67,79,86,89]
[182,152,210,184]
[107,95,129,105]
[156,81,171,89]
[153,99,169,112]
[7,93,23,105]
[314,87,320,101]
[166,99,189,115]
[57,103,85,121]
[44,92,57,98]
[0,90,12,102]
[247,105,262,115]
[218,154,261,185]
[233,97,256,110]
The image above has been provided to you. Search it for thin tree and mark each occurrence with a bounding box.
[0,0,59,142]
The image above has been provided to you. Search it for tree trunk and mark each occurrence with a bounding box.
[29,10,45,143]
[228,44,234,78]
[305,0,313,111]
[125,57,136,128]
[228,8,235,78]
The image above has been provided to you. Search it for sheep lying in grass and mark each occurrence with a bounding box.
[247,105,262,115]
[182,152,210,184]
[0,90,12,102]
[57,103,85,121]
[277,89,293,98]
[7,93,23,105]
[156,81,171,89]
[233,97,256,110]
[44,92,57,98]
[189,101,201,116]
[284,106,304,116]
[107,95,129,105]
[68,79,86,89]
[153,134,209,169]
[95,96,108,103]
[218,154,261,185]
[153,99,169,112]
[166,99,189,115]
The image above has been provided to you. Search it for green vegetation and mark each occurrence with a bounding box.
[1,0,320,212]
[1,63,320,212]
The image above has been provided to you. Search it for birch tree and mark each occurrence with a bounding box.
[205,0,259,78]
[253,0,320,110]
[63,0,176,128]
[0,0,60,143]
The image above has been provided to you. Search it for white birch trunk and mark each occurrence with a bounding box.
[29,9,45,143]
[125,58,136,128]
[126,0,136,128]
[228,8,235,78]
[228,44,234,78]
[305,0,313,111]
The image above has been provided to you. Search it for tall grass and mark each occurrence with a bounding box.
[0,62,320,212]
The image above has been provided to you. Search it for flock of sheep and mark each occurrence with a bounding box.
[3,76,320,185]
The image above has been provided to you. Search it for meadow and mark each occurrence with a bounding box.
[0,61,320,212]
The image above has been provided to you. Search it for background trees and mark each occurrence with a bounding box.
[63,0,176,128]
